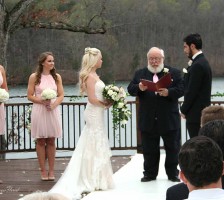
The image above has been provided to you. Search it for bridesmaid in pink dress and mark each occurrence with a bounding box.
[27,52,64,181]
[0,65,8,184]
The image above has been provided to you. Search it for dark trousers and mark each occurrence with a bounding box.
[186,122,200,138]
[141,128,179,179]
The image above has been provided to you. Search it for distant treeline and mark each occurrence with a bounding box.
[7,0,224,85]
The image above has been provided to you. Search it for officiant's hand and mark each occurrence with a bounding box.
[139,82,147,91]
[158,88,168,97]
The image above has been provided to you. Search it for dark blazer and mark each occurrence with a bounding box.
[180,53,212,123]
[127,65,184,134]
[166,177,224,200]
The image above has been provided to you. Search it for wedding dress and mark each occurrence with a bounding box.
[49,80,114,200]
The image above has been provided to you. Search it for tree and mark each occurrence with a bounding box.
[0,0,107,68]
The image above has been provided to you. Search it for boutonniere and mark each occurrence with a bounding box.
[163,67,169,74]
[183,68,188,74]
[188,60,193,66]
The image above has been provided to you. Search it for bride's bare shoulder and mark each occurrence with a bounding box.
[87,73,99,82]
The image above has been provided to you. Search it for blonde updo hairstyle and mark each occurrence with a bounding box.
[79,47,101,95]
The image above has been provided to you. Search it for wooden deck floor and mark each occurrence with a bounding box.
[0,156,131,200]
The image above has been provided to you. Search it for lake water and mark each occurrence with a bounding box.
[7,77,224,101]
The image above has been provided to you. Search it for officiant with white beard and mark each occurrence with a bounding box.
[128,47,184,183]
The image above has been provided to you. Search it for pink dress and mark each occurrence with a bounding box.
[0,72,5,135]
[31,74,62,138]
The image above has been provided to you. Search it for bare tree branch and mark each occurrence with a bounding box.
[5,0,38,32]
[87,0,106,27]
[0,0,5,11]
[6,0,107,34]
[18,21,106,34]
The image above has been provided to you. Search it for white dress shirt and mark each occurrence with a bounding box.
[186,188,224,200]
[192,50,202,60]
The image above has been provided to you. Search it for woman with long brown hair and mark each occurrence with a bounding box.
[27,52,64,181]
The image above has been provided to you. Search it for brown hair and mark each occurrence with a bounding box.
[201,105,224,126]
[34,52,58,85]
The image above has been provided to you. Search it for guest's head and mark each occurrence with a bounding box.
[201,105,224,126]
[199,120,224,159]
[179,136,223,191]
[79,47,102,95]
[183,33,202,59]
[35,52,57,85]
[147,47,164,73]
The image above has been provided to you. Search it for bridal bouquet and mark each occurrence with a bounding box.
[41,88,57,100]
[0,88,9,103]
[103,84,131,130]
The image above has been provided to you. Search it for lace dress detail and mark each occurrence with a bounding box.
[0,72,5,135]
[49,80,114,200]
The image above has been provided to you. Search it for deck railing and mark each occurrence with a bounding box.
[0,96,223,154]
[0,96,138,153]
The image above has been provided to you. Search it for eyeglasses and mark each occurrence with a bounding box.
[148,57,163,62]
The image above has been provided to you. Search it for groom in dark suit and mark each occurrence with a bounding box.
[128,47,184,182]
[180,33,212,138]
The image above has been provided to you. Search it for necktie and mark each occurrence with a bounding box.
[153,74,158,83]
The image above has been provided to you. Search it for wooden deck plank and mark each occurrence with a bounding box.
[0,156,131,200]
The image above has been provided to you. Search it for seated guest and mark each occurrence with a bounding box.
[166,105,224,200]
[178,135,224,200]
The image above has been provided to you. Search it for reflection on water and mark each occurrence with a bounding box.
[8,81,136,103]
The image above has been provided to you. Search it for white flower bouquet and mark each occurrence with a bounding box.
[25,106,32,131]
[41,88,57,100]
[0,88,9,103]
[103,84,131,130]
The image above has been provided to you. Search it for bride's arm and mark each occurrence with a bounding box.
[86,76,105,107]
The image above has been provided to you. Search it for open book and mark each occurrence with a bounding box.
[140,73,172,92]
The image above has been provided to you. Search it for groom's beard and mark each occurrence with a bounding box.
[188,49,193,59]
[147,63,164,74]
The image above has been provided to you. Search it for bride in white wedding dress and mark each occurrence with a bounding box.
[18,48,114,200]
[48,47,114,199]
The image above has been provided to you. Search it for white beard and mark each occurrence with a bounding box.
[147,63,164,74]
